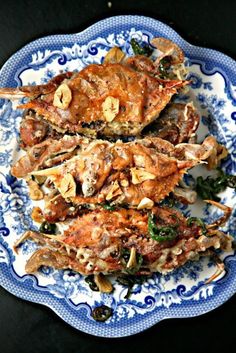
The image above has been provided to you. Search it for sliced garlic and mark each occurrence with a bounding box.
[31,207,44,223]
[120,179,129,187]
[103,47,125,64]
[53,83,72,110]
[33,175,47,185]
[94,274,113,293]
[59,173,76,198]
[102,96,119,122]
[31,165,61,176]
[130,167,156,184]
[126,247,137,269]
[137,197,154,210]
[28,179,44,200]
[106,180,122,201]
[133,154,146,167]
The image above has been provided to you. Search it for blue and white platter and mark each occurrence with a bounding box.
[0,15,236,337]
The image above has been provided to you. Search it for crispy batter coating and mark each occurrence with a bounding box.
[18,206,232,276]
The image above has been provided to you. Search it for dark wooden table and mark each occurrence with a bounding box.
[0,1,235,352]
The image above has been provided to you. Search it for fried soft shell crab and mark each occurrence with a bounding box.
[0,37,233,311]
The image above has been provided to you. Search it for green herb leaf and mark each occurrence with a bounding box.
[102,202,116,211]
[160,193,176,207]
[130,38,153,57]
[195,169,236,201]
[158,57,171,78]
[91,305,113,322]
[117,275,148,299]
[120,248,130,264]
[85,275,99,291]
[226,175,236,188]
[39,222,57,235]
[187,217,207,235]
[148,214,178,242]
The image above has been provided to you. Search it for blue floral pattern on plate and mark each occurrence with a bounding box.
[0,15,236,337]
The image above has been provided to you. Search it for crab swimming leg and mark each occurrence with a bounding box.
[22,136,220,211]
[205,200,232,230]
[14,205,233,276]
[0,72,73,100]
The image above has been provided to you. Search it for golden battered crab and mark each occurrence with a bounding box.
[15,200,233,284]
[0,38,190,140]
[11,134,223,222]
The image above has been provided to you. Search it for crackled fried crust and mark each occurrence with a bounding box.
[17,63,188,137]
[7,39,233,285]
[142,102,200,144]
[11,136,217,221]
[20,206,232,275]
[11,135,87,178]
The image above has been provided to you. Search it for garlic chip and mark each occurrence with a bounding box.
[28,179,44,200]
[102,96,119,122]
[31,207,45,223]
[60,173,76,199]
[137,197,154,210]
[126,247,137,269]
[53,83,72,110]
[103,47,125,64]
[130,168,156,184]
[106,180,122,201]
[94,274,113,293]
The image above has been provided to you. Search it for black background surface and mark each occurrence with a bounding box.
[0,1,235,352]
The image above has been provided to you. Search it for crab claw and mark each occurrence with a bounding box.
[205,200,232,229]
[151,37,184,65]
[174,136,220,162]
[173,186,197,204]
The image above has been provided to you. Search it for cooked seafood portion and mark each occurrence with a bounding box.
[11,135,88,178]
[19,100,200,149]
[19,110,64,149]
[142,102,200,144]
[12,136,218,213]
[4,35,234,307]
[124,37,186,79]
[0,65,188,137]
[15,202,233,276]
[0,37,190,138]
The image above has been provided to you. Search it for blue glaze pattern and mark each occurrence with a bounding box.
[0,16,235,337]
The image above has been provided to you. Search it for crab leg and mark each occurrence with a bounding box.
[0,72,73,100]
[205,200,232,229]
[11,135,88,178]
[27,137,216,208]
[205,253,225,284]
[14,206,233,276]
[173,186,197,204]
[151,37,185,65]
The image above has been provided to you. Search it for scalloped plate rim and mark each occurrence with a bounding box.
[0,15,236,85]
[1,255,236,338]
[0,15,236,338]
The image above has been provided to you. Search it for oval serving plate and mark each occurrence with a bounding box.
[0,15,236,337]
